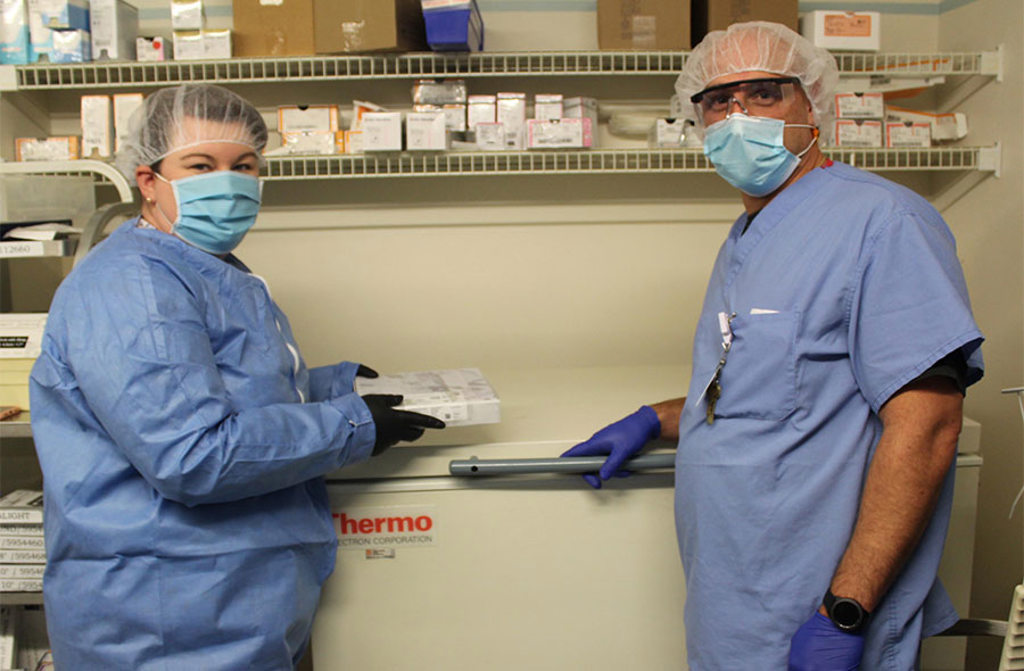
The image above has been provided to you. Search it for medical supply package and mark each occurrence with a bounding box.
[354,368,500,427]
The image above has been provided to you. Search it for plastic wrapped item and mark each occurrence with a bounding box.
[0,0,30,64]
[467,94,496,131]
[51,28,90,62]
[474,122,504,151]
[412,79,468,105]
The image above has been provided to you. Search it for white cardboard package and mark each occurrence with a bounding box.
[355,368,500,427]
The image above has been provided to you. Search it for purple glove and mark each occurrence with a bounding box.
[789,612,864,671]
[560,406,660,489]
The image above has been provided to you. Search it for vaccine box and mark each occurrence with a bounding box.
[136,35,170,60]
[833,119,883,147]
[278,105,339,134]
[50,28,91,62]
[113,93,142,152]
[801,11,880,51]
[354,368,500,427]
[39,0,89,30]
[496,92,526,150]
[81,94,113,159]
[885,105,967,142]
[534,94,564,122]
[421,0,484,52]
[467,94,496,132]
[16,136,80,160]
[360,112,403,152]
[1,0,30,65]
[170,0,202,30]
[834,92,885,119]
[526,117,593,150]
[886,121,931,148]
[90,0,137,60]
[406,111,448,151]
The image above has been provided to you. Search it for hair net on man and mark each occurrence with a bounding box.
[116,83,268,178]
[675,21,840,137]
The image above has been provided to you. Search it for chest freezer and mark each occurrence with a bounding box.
[310,366,982,671]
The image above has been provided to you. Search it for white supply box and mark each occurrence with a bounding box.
[354,368,499,427]
[534,93,564,121]
[136,34,170,60]
[360,112,403,152]
[650,118,685,148]
[405,111,449,151]
[27,0,52,63]
[885,106,967,142]
[467,94,496,131]
[496,92,526,150]
[81,94,113,159]
[15,136,79,161]
[113,93,143,152]
[834,92,885,119]
[202,27,229,58]
[170,0,202,30]
[564,96,599,147]
[886,121,931,148]
[0,314,47,359]
[801,10,880,51]
[90,0,137,60]
[278,105,339,134]
[833,119,883,147]
[474,122,504,151]
[526,117,593,149]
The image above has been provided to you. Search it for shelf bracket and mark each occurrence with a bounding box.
[931,144,1000,212]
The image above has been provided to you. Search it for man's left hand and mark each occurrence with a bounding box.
[788,612,864,671]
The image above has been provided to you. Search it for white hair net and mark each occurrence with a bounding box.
[675,21,839,135]
[115,84,268,178]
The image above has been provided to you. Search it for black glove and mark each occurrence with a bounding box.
[362,394,446,455]
[356,364,378,378]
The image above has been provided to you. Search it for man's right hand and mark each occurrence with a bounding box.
[560,406,661,489]
[361,394,446,455]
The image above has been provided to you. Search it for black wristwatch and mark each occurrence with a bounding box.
[823,589,870,634]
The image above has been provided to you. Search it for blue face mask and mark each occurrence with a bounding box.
[155,170,262,255]
[703,113,817,197]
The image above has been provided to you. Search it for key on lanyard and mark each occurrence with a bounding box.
[706,311,735,424]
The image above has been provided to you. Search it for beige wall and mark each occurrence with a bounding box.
[938,0,1024,665]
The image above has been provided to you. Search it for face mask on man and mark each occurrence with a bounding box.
[154,170,262,255]
[703,113,818,197]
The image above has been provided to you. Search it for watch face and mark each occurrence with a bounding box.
[832,599,863,629]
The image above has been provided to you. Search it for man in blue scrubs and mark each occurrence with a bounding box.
[563,22,983,669]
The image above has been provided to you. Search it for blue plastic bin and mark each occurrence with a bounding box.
[421,0,484,52]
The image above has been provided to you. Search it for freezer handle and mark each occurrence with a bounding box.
[448,453,676,477]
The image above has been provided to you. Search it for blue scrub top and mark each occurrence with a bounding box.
[675,162,983,670]
[30,220,376,670]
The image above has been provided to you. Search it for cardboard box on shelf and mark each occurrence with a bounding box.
[406,111,448,151]
[526,117,593,150]
[15,136,80,161]
[421,0,483,52]
[360,112,403,151]
[278,105,340,134]
[50,27,90,61]
[885,105,967,142]
[467,94,496,131]
[170,0,202,30]
[801,10,880,51]
[136,35,170,60]
[38,0,89,30]
[598,0,689,50]
[692,0,796,46]
[314,0,427,54]
[834,92,885,119]
[231,0,315,57]
[113,93,144,151]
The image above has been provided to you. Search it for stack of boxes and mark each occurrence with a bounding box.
[833,92,885,148]
[171,0,230,60]
[2,0,138,64]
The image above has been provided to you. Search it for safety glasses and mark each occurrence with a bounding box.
[690,76,801,124]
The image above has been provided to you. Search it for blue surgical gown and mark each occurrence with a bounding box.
[675,161,984,670]
[29,219,376,670]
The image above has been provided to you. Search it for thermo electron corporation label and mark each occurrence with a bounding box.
[333,505,438,551]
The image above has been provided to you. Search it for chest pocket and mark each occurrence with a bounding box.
[713,310,799,421]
